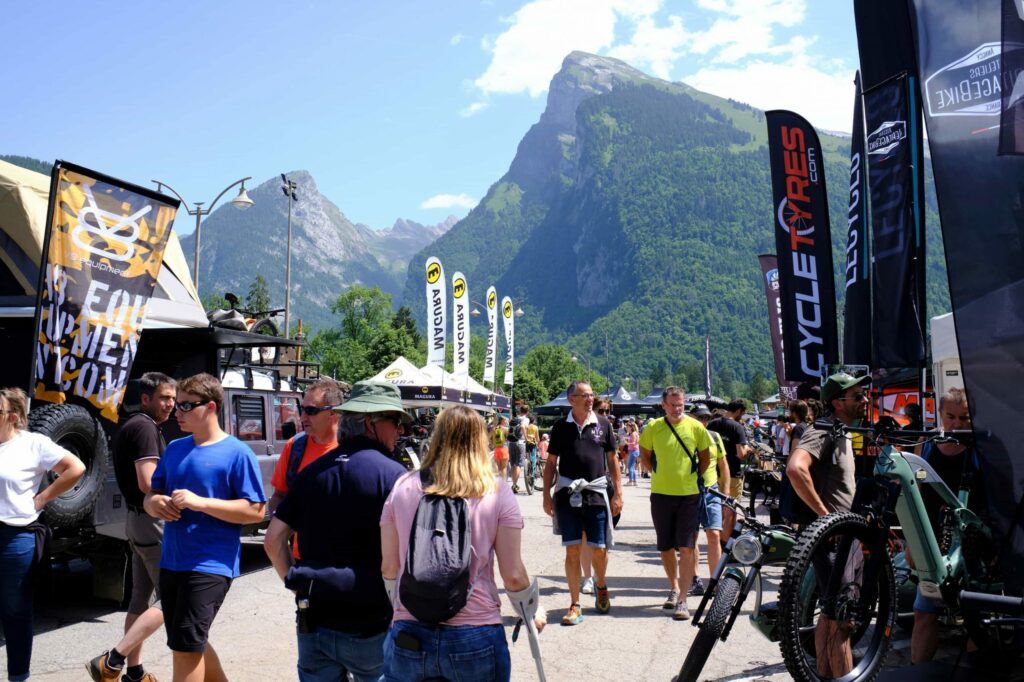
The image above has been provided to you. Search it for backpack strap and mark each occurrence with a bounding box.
[285,433,309,490]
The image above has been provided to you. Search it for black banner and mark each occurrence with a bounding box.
[855,0,928,370]
[844,71,872,365]
[911,0,1024,593]
[864,75,927,368]
[766,111,839,383]
[758,254,801,396]
[1000,0,1024,154]
[32,162,178,422]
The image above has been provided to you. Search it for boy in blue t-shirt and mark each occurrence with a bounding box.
[144,373,266,682]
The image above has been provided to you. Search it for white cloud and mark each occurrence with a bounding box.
[607,15,688,80]
[685,56,855,132]
[421,193,478,210]
[450,33,466,46]
[459,101,489,117]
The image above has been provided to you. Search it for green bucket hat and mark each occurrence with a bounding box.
[332,380,412,423]
[821,372,871,405]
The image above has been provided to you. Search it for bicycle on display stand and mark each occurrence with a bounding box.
[775,422,1017,682]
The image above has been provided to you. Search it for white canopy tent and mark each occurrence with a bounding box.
[368,357,508,410]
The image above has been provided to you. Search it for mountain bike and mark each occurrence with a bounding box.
[678,488,799,681]
[776,424,1002,682]
[523,446,537,495]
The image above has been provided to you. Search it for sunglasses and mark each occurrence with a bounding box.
[596,408,610,415]
[374,413,406,427]
[175,400,208,413]
[301,405,336,416]
[837,393,869,402]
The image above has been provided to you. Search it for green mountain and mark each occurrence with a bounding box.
[401,51,949,389]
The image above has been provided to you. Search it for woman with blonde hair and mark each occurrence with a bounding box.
[0,388,86,681]
[380,405,544,681]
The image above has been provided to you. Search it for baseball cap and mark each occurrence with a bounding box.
[821,372,871,405]
[690,405,712,417]
[333,380,412,423]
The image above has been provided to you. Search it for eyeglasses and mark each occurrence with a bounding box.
[175,400,208,413]
[301,405,336,416]
[571,393,595,400]
[837,393,869,402]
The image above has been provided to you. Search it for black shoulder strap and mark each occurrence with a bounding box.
[285,433,309,489]
[666,421,698,471]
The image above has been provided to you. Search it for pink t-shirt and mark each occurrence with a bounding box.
[381,472,523,626]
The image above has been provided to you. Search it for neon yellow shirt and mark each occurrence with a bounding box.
[703,430,726,488]
[638,416,711,496]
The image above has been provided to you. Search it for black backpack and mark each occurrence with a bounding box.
[508,418,523,443]
[399,470,474,625]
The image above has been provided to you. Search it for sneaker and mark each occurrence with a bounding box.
[511,484,520,494]
[674,601,691,621]
[561,603,584,626]
[581,576,595,594]
[86,651,122,682]
[662,590,679,609]
[688,577,706,597]
[595,585,611,614]
[126,675,160,682]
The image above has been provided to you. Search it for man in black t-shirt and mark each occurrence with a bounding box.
[542,381,621,626]
[90,372,176,682]
[707,399,748,532]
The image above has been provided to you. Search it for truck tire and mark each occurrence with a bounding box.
[249,318,280,364]
[29,403,107,529]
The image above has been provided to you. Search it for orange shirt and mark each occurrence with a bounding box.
[271,434,339,494]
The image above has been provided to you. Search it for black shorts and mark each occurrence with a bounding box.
[160,569,232,652]
[650,493,701,552]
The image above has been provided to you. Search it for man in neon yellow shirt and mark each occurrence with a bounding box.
[639,387,710,621]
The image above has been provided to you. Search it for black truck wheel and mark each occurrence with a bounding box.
[28,403,108,529]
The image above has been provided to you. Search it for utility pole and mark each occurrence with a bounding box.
[281,174,298,340]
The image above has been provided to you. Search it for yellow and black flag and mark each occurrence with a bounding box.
[32,161,178,422]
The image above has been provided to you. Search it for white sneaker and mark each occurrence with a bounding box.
[581,577,595,595]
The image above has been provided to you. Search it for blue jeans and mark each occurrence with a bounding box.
[384,621,510,682]
[297,627,386,682]
[0,526,35,682]
[627,450,640,482]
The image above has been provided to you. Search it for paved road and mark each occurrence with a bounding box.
[5,477,961,681]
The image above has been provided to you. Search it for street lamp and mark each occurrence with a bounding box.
[152,176,254,289]
[571,351,592,376]
[623,376,640,396]
[281,174,298,340]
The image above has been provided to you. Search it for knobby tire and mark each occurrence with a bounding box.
[678,573,743,682]
[777,512,896,682]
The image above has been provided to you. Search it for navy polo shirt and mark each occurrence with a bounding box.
[548,412,616,506]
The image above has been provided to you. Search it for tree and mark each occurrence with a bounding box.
[747,371,772,404]
[509,368,548,412]
[392,306,422,348]
[200,292,226,312]
[649,364,668,389]
[331,286,394,347]
[246,275,272,314]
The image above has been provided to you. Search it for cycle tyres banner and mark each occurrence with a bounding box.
[855,0,928,370]
[910,0,1024,593]
[424,256,446,367]
[765,111,839,383]
[844,72,873,366]
[32,161,178,423]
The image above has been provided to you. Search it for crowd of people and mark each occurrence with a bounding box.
[0,369,983,682]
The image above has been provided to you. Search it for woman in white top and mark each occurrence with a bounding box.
[0,388,85,681]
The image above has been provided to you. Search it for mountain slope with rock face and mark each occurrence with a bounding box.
[181,172,455,331]
[401,51,949,386]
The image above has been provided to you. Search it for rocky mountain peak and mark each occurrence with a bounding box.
[541,51,657,130]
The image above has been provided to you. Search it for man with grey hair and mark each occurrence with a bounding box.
[90,372,176,682]
[265,381,409,681]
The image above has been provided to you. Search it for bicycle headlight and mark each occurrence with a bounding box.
[732,534,762,565]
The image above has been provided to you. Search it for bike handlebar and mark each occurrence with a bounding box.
[959,590,1024,616]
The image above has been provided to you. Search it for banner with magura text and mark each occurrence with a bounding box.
[33,162,178,422]
[424,256,446,367]
[501,296,514,387]
[451,271,469,377]
[483,286,498,384]
[765,111,839,383]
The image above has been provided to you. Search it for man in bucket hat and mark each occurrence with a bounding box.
[265,381,410,681]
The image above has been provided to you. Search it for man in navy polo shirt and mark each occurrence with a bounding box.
[265,381,409,681]
[542,380,621,626]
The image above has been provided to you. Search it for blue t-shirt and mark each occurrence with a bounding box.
[151,435,266,578]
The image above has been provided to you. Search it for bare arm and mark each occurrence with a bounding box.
[268,489,285,514]
[264,517,295,583]
[639,446,653,472]
[134,459,158,495]
[607,449,622,515]
[495,525,530,591]
[380,523,400,579]
[787,447,829,517]
[33,454,86,511]
[697,448,710,477]
[170,489,266,524]
[541,453,559,517]
[144,489,181,521]
[717,454,730,494]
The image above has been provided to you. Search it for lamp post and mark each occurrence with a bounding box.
[281,174,298,340]
[624,375,640,396]
[152,177,254,290]
[571,351,592,377]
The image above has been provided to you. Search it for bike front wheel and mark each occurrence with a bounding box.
[524,460,535,495]
[778,512,895,682]
[678,572,742,682]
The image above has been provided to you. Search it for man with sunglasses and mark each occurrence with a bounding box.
[144,373,267,682]
[265,381,409,681]
[787,371,870,678]
[268,379,344,515]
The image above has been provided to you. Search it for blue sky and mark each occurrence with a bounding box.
[2,0,857,232]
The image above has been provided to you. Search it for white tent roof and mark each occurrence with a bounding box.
[0,159,207,328]
[419,365,497,396]
[931,313,959,363]
[369,356,430,385]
